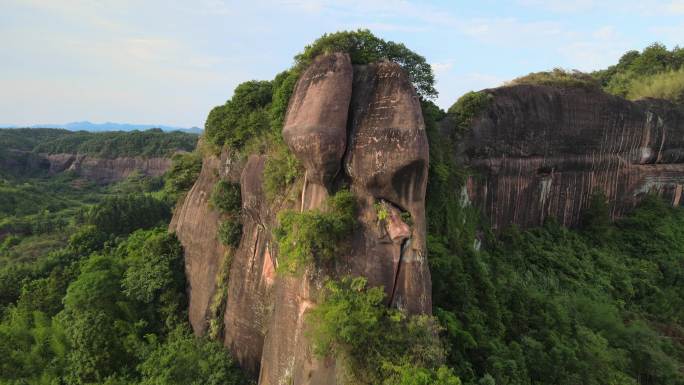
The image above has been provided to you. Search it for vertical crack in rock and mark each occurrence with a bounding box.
[388,237,410,308]
[345,60,431,315]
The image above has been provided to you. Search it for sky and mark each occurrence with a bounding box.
[1,0,684,128]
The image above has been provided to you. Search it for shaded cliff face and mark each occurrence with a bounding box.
[169,154,228,334]
[171,53,431,385]
[460,84,684,229]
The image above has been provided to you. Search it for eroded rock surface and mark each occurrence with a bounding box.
[345,61,431,314]
[460,84,684,229]
[283,52,353,210]
[171,54,431,385]
[46,153,171,183]
[257,58,431,384]
[169,153,228,334]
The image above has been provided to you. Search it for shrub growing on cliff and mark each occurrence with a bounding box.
[274,190,356,274]
[163,151,202,201]
[263,142,302,201]
[447,91,493,133]
[306,276,458,385]
[218,220,242,248]
[508,68,601,90]
[204,30,438,152]
[210,180,242,215]
[626,68,684,105]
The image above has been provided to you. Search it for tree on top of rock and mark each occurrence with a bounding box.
[295,29,437,100]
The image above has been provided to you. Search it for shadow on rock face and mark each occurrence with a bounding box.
[283,52,353,210]
[257,55,431,385]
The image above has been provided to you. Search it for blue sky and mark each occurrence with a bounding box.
[2,0,683,128]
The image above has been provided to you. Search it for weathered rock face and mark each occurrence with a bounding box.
[169,153,228,334]
[460,84,684,229]
[0,151,172,183]
[45,153,171,183]
[171,54,431,385]
[284,53,352,209]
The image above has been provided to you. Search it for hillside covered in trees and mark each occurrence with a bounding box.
[1,31,683,385]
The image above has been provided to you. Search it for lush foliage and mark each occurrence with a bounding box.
[163,151,202,202]
[218,220,242,248]
[594,43,684,92]
[295,29,437,99]
[274,190,356,274]
[0,127,197,159]
[139,325,250,385]
[0,202,249,385]
[0,128,253,384]
[508,68,601,90]
[593,43,684,105]
[204,29,436,153]
[86,194,171,236]
[210,180,242,214]
[262,142,302,201]
[626,67,684,105]
[204,81,273,150]
[209,180,243,247]
[424,98,684,385]
[306,276,460,385]
[447,91,493,132]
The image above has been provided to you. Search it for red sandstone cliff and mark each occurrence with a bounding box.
[45,153,172,184]
[169,58,684,385]
[459,84,684,229]
[171,53,431,385]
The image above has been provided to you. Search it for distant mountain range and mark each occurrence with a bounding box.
[0,121,203,134]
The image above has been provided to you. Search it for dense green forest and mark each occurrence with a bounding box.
[0,128,197,159]
[1,31,683,385]
[0,130,240,384]
[425,97,684,384]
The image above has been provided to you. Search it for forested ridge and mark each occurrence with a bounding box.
[0,128,197,159]
[1,31,683,385]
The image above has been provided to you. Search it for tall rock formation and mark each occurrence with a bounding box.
[171,53,431,385]
[459,84,684,229]
[169,152,229,334]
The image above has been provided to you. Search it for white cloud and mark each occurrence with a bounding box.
[517,0,599,12]
[457,18,565,46]
[667,0,684,12]
[431,61,454,76]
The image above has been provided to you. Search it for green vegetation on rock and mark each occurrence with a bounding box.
[274,190,356,274]
[204,29,437,153]
[306,276,460,385]
[163,151,202,202]
[447,91,493,132]
[204,81,273,151]
[295,29,437,99]
[210,180,242,215]
[508,68,601,90]
[594,43,684,101]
